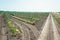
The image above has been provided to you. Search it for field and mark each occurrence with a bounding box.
[0,11,49,25]
[53,13,60,24]
[0,11,49,40]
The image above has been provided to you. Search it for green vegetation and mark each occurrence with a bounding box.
[3,13,21,36]
[0,11,49,25]
[53,14,60,24]
[10,12,49,24]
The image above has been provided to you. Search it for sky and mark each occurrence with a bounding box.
[0,0,60,12]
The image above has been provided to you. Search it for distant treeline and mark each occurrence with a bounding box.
[0,11,50,14]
